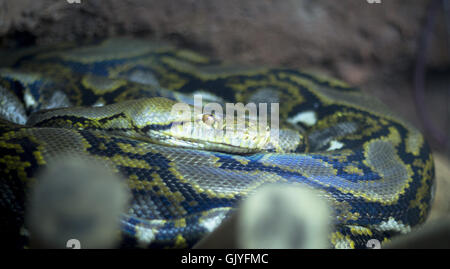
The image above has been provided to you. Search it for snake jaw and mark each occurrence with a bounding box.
[155,111,272,154]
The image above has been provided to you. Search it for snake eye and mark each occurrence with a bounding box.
[202,114,215,126]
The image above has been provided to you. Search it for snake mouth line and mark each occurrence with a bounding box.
[143,120,273,154]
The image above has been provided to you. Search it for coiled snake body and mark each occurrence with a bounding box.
[0,38,435,248]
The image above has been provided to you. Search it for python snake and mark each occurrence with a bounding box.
[0,38,435,248]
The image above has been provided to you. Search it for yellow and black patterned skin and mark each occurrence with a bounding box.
[0,38,435,248]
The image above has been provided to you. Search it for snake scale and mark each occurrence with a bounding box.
[0,38,435,248]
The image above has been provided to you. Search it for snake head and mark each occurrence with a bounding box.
[137,97,272,154]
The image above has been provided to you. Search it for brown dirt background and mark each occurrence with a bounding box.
[0,0,449,223]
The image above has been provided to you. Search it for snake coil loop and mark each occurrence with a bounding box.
[0,38,435,248]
